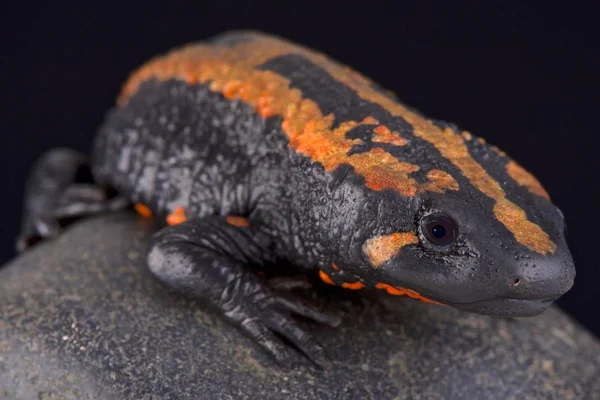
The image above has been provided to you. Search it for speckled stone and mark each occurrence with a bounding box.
[1,213,599,400]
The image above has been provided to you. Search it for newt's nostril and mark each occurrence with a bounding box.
[511,277,521,286]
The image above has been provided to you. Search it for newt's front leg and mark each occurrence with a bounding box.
[146,216,341,368]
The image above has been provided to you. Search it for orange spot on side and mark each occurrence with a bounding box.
[331,263,339,271]
[319,270,336,285]
[341,281,365,290]
[226,216,251,228]
[134,203,153,219]
[375,283,443,305]
[166,206,188,226]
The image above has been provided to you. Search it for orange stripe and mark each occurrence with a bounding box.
[506,160,550,200]
[341,281,365,290]
[375,283,443,305]
[318,270,336,285]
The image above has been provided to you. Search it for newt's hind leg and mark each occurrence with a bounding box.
[16,148,128,252]
[146,216,341,368]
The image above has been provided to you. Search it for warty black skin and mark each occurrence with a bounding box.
[17,31,576,367]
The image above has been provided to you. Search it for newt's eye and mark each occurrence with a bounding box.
[421,213,459,246]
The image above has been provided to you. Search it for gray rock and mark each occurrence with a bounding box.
[1,212,599,400]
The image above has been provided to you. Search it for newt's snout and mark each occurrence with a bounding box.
[498,251,575,303]
[453,249,575,317]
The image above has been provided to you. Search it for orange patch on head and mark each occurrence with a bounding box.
[319,270,336,285]
[118,33,555,255]
[363,232,419,268]
[346,150,420,196]
[166,206,188,226]
[418,169,459,194]
[506,160,550,200]
[226,215,251,228]
[375,283,443,305]
[134,203,153,219]
[493,200,554,255]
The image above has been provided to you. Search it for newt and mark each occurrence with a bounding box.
[16,31,575,368]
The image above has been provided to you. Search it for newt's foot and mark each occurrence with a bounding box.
[232,287,342,369]
[16,148,128,252]
[147,217,342,369]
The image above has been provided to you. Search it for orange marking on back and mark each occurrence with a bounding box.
[118,38,445,199]
[491,145,507,158]
[226,216,251,227]
[363,232,419,268]
[361,116,379,125]
[117,33,555,254]
[506,160,550,200]
[134,203,153,219]
[331,263,339,270]
[375,283,443,305]
[341,281,365,290]
[166,206,188,226]
[319,270,336,285]
[223,80,242,99]
[372,125,408,147]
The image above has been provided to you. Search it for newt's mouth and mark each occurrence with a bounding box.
[447,297,558,317]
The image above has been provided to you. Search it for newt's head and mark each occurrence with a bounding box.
[330,125,575,318]
[201,30,576,317]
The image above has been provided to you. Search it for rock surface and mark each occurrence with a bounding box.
[1,212,599,400]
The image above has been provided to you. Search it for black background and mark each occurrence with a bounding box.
[2,2,598,338]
